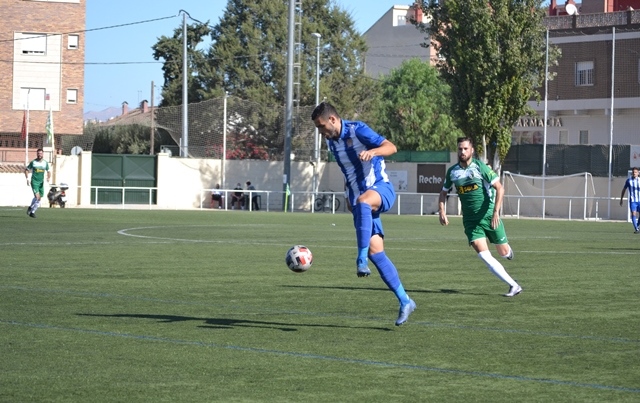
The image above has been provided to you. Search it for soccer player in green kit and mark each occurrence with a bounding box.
[438,137,522,297]
[24,148,51,218]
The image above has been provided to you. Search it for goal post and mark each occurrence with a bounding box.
[502,172,597,220]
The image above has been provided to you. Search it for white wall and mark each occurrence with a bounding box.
[0,153,630,220]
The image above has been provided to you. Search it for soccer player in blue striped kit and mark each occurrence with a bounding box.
[311,102,416,326]
[620,167,640,233]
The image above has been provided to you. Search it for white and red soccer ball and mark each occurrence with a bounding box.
[285,245,313,273]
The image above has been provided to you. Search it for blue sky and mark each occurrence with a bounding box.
[84,1,403,113]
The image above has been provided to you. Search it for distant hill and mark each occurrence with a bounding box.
[83,107,121,122]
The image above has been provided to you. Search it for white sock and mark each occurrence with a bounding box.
[32,200,41,213]
[478,250,517,287]
[29,197,37,210]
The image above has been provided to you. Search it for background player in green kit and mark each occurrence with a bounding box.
[24,148,50,218]
[438,137,522,297]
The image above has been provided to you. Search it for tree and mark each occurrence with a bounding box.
[420,0,557,169]
[152,21,212,107]
[78,121,176,155]
[204,0,369,110]
[152,0,376,158]
[376,58,461,151]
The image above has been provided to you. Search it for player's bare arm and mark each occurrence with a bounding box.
[491,180,505,229]
[359,140,397,161]
[438,190,449,226]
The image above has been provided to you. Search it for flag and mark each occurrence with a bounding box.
[20,110,27,140]
[286,183,291,196]
[45,108,54,146]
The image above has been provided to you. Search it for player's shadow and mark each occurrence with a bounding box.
[591,246,640,252]
[281,284,463,295]
[77,313,391,332]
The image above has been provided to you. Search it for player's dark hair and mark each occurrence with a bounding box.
[457,137,474,147]
[311,102,340,121]
[37,148,44,152]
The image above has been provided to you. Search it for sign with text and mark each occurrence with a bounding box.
[417,164,446,194]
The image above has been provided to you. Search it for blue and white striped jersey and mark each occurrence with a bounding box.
[623,176,640,203]
[326,120,391,207]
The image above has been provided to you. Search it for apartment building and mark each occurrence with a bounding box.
[362,2,434,78]
[363,1,639,149]
[516,6,640,146]
[0,0,85,163]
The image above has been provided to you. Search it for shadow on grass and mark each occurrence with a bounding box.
[77,313,392,332]
[281,284,468,295]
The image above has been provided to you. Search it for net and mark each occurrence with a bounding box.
[502,171,596,219]
[67,96,321,162]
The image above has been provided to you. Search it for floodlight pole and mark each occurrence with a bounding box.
[181,12,189,158]
[542,29,549,220]
[607,27,616,219]
[311,32,321,195]
[222,91,228,189]
[283,0,295,210]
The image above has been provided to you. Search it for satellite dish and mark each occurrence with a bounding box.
[565,3,578,15]
[71,146,83,155]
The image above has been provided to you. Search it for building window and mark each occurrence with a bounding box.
[579,130,589,145]
[20,88,46,110]
[397,15,406,25]
[559,130,568,144]
[20,33,47,55]
[68,34,79,49]
[66,89,78,104]
[575,61,594,86]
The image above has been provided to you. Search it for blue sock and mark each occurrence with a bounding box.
[354,203,372,265]
[370,251,410,305]
[633,214,638,230]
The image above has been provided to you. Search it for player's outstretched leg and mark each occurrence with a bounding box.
[369,251,416,325]
[478,251,522,297]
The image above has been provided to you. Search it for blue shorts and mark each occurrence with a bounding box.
[352,181,395,237]
[630,202,640,214]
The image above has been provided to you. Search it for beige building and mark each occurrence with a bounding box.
[362,2,434,78]
[0,0,85,163]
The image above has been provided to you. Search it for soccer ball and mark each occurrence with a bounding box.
[285,245,313,273]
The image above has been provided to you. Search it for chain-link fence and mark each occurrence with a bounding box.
[68,97,323,163]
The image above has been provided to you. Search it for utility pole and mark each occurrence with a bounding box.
[150,81,155,155]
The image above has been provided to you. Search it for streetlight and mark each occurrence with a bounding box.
[311,32,321,194]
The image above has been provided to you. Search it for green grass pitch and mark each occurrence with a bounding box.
[1,208,639,402]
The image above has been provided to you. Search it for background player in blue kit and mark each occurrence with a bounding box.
[620,167,640,233]
[311,102,416,326]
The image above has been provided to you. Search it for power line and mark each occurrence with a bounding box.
[0,14,178,44]
[1,52,271,66]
